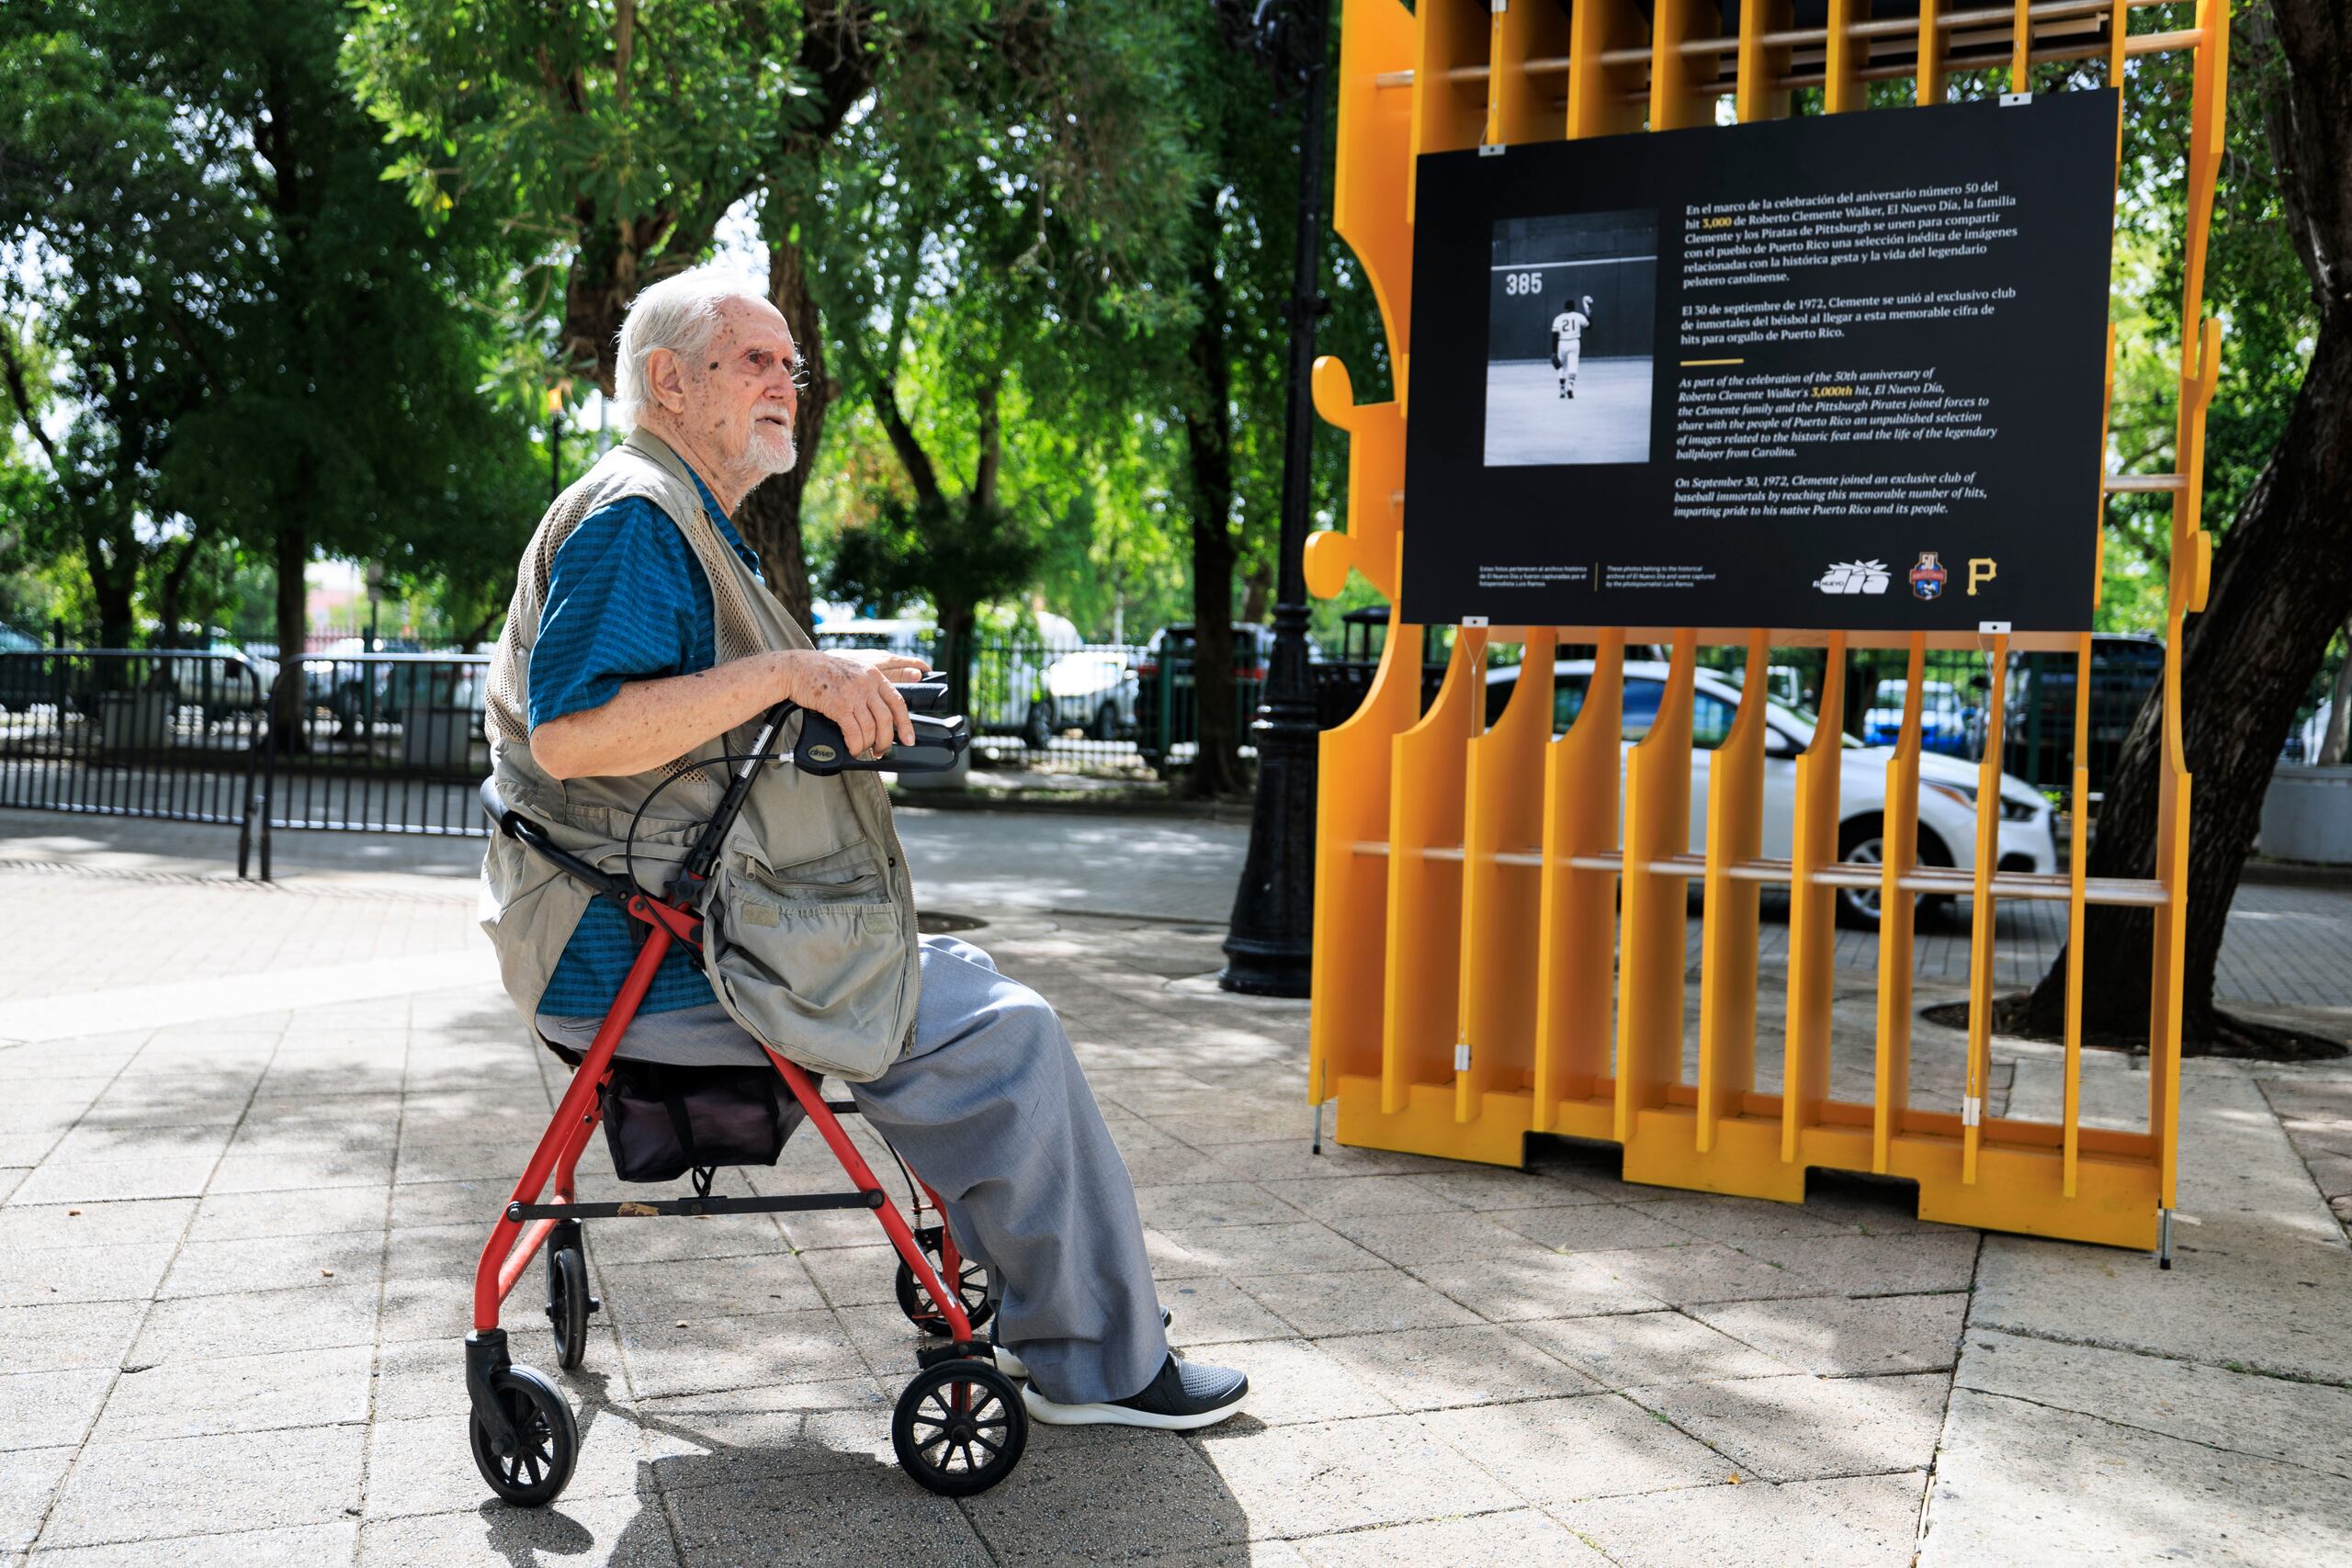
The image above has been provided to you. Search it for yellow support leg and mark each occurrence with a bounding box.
[1873,637,1926,1175]
[1962,633,2010,1187]
[1781,637,1845,1170]
[1532,633,1623,1136]
[1457,629,1554,1122]
[1697,632,1770,1156]
[1382,627,1487,1117]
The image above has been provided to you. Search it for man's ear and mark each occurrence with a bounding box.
[645,346,688,414]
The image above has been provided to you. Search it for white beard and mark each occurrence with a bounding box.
[745,418,797,477]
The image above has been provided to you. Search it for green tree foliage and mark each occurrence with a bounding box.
[807,1,1201,689]
[0,25,218,648]
[0,0,541,732]
[346,0,812,395]
[2099,17,2314,626]
[1148,6,1391,792]
[351,1,1209,634]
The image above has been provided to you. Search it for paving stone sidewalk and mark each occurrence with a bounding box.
[0,816,2346,1565]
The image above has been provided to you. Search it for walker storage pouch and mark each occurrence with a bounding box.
[598,1062,800,1183]
[704,841,914,1082]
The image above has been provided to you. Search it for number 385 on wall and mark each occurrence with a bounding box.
[1501,270,1544,296]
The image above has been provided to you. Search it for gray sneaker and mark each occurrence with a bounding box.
[990,1306,1170,1382]
[1022,1354,1249,1431]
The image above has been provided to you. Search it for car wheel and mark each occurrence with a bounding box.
[1836,815,1887,928]
[1837,815,1957,928]
[1089,702,1119,742]
[333,682,368,737]
[1023,700,1055,751]
[1915,826,1956,927]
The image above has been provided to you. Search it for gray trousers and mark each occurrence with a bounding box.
[850,934,1168,1404]
[542,933,1168,1404]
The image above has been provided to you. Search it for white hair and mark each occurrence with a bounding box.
[611,265,770,426]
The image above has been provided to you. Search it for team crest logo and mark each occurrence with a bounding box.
[1909,552,1949,601]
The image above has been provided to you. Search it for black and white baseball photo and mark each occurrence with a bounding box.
[1484,209,1658,468]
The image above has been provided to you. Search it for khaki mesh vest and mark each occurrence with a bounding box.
[478,431,921,1080]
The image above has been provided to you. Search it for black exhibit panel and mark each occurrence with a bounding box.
[1402,90,2119,633]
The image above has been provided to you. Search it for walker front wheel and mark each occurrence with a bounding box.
[892,1358,1026,1496]
[469,1364,579,1508]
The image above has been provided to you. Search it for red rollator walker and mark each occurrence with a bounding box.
[465,682,1024,1504]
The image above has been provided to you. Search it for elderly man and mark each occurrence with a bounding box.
[479,265,1246,1430]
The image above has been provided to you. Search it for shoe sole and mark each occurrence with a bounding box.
[1020,1384,1246,1431]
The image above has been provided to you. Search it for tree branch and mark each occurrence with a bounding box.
[870,376,943,507]
[614,0,637,115]
[160,310,229,399]
[973,368,1002,513]
[0,334,62,470]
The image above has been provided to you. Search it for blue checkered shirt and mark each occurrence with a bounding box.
[528,473,762,1016]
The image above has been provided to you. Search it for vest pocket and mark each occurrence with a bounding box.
[735,848,888,908]
[706,849,910,1080]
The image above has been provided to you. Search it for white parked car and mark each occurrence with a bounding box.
[1039,649,1137,741]
[1483,660,2057,925]
[165,634,279,719]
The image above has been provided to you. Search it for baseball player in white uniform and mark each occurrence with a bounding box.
[1551,294,1593,399]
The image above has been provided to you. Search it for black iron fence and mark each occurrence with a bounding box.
[0,630,1499,873]
[258,651,490,866]
[835,626,1453,782]
[0,649,486,877]
[0,649,266,874]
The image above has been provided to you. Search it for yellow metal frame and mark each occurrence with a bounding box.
[1307,0,2224,1249]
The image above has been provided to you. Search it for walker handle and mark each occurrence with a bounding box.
[676,699,797,889]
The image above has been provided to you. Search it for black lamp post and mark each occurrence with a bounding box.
[1220,0,1331,998]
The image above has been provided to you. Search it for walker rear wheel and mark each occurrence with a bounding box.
[892,1358,1026,1496]
[469,1364,579,1507]
[894,1225,994,1336]
[545,1240,593,1370]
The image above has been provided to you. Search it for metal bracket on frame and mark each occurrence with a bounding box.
[1453,1043,1473,1073]
[1461,616,1490,627]
[1961,1095,1984,1128]
[2000,92,2034,107]
[2157,1209,2174,1269]
[1478,143,1506,158]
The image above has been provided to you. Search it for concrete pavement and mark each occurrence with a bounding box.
[0,808,2346,1564]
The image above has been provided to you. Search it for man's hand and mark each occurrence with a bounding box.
[779,649,928,761]
[824,647,934,683]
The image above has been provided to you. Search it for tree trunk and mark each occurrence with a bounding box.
[935,600,976,718]
[727,1,878,629]
[733,234,826,629]
[153,521,215,649]
[270,519,309,752]
[2008,3,2352,1053]
[1239,558,1272,626]
[1182,202,1246,798]
[2319,620,2351,764]
[86,555,136,652]
[2015,317,2352,1048]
